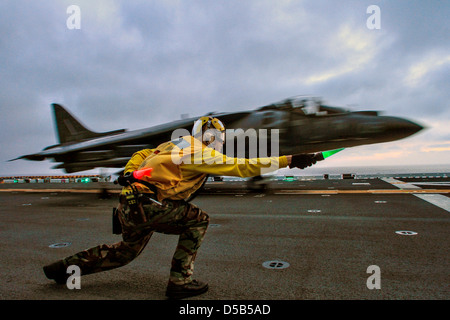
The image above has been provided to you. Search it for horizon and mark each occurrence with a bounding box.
[2,163,449,179]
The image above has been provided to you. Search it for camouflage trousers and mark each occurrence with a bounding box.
[63,198,209,285]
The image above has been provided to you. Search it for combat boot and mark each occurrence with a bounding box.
[165,280,209,299]
[43,260,69,285]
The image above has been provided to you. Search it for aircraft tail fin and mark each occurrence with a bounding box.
[52,104,126,144]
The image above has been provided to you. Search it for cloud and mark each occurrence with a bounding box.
[421,142,450,153]
[304,24,378,84]
[0,0,449,175]
[404,52,450,87]
[340,150,406,162]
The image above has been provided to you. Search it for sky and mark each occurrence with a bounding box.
[1,0,449,176]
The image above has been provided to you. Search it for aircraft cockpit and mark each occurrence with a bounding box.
[259,96,349,116]
[290,96,324,115]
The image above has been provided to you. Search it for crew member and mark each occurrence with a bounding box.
[43,116,316,299]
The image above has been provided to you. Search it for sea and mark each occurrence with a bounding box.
[298,164,449,176]
[225,164,450,180]
[2,164,449,181]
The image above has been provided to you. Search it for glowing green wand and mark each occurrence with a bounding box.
[314,148,345,161]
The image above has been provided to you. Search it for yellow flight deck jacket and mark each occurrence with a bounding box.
[121,135,288,201]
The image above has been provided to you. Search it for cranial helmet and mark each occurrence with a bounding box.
[192,116,225,145]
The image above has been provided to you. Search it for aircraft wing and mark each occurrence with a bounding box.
[12,104,252,173]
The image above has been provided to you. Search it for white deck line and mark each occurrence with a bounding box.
[381,178,449,212]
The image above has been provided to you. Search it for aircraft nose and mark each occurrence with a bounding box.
[385,117,424,139]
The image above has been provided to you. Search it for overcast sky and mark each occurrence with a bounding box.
[1,0,449,176]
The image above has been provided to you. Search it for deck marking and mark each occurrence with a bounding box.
[382,178,450,212]
[410,182,450,187]
[380,177,421,189]
[274,189,450,194]
[413,194,450,212]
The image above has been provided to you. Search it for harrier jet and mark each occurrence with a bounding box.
[12,96,423,173]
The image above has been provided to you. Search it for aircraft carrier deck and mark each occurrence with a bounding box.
[0,175,448,306]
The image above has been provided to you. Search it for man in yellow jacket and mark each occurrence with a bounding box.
[43,116,316,299]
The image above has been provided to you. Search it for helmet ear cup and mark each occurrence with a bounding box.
[202,129,215,145]
[192,117,210,138]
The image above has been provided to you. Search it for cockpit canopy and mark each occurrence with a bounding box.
[258,96,349,116]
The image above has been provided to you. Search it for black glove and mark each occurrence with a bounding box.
[290,154,317,169]
[116,171,136,186]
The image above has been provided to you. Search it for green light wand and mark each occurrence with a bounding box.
[314,148,345,161]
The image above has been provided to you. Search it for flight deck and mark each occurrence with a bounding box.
[0,176,448,301]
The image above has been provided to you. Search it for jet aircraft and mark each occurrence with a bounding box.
[12,96,423,173]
